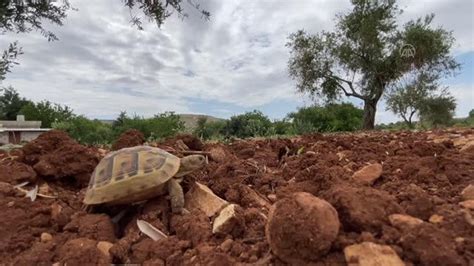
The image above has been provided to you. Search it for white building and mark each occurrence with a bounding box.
[0,115,50,144]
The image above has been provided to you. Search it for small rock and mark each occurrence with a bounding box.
[209,146,227,163]
[267,194,277,203]
[459,200,474,210]
[344,242,404,266]
[97,148,107,157]
[97,241,114,258]
[460,140,474,153]
[461,185,474,201]
[455,237,465,243]
[185,182,229,217]
[266,192,340,264]
[429,214,444,224]
[219,239,233,252]
[388,214,423,230]
[175,139,189,151]
[7,201,14,207]
[352,163,383,185]
[41,232,53,243]
[50,202,63,221]
[39,183,53,195]
[212,204,244,235]
[239,185,272,211]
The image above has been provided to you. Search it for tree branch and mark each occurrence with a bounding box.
[330,75,365,100]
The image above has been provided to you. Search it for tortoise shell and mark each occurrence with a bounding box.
[83,146,180,205]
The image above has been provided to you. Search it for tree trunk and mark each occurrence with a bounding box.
[362,100,377,130]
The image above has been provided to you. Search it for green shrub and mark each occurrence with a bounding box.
[193,117,226,140]
[20,100,74,128]
[224,110,273,138]
[418,94,456,128]
[288,103,363,134]
[53,116,113,145]
[112,111,185,141]
[272,119,294,135]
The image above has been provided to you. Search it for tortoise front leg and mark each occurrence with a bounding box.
[168,178,185,214]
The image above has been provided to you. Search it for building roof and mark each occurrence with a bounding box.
[0,115,42,129]
[0,128,51,132]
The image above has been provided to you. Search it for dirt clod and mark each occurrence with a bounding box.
[58,238,111,265]
[111,129,145,151]
[266,192,340,264]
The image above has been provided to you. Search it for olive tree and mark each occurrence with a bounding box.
[385,71,438,128]
[287,0,459,129]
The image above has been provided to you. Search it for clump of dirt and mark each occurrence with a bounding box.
[266,192,340,264]
[0,160,37,184]
[22,130,77,165]
[111,129,145,151]
[1,128,473,265]
[58,238,111,265]
[33,144,99,186]
[400,223,465,265]
[63,213,116,242]
[322,184,403,233]
[170,210,212,246]
[21,130,100,186]
[175,134,204,151]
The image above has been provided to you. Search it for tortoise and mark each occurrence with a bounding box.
[83,146,206,213]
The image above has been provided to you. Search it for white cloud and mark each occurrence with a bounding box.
[0,0,472,120]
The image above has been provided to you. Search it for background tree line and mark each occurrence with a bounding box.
[2,87,471,145]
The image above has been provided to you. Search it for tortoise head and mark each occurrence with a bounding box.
[175,155,207,177]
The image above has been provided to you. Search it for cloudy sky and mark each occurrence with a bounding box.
[1,0,473,123]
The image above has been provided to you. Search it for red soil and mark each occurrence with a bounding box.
[0,128,473,265]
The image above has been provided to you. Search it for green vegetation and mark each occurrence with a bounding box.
[53,116,113,145]
[289,103,364,134]
[20,100,74,128]
[418,93,457,128]
[111,111,185,141]
[0,86,31,120]
[193,117,226,140]
[223,110,274,138]
[287,0,459,130]
[193,103,364,140]
[0,88,471,144]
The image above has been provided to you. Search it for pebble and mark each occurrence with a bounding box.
[41,232,53,242]
[429,214,444,224]
[96,241,114,257]
[461,185,474,201]
[459,200,474,210]
[220,239,233,252]
[267,194,277,202]
[388,214,423,230]
[344,242,404,266]
[7,201,14,207]
[352,163,383,185]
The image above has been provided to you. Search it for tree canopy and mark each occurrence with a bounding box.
[287,0,459,129]
[385,71,438,128]
[20,100,75,128]
[0,86,32,120]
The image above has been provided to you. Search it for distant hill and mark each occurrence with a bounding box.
[98,114,225,132]
[178,114,225,132]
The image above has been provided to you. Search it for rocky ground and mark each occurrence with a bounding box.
[0,128,473,265]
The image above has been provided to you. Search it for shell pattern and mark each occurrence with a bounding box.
[83,146,180,205]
